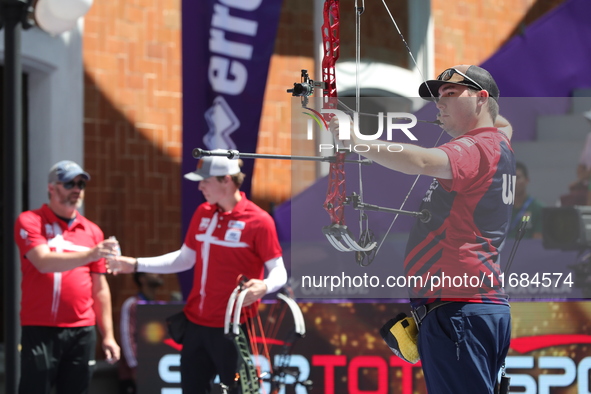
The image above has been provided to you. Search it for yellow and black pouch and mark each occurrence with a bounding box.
[379,313,420,364]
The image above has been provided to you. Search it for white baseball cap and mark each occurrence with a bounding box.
[184,150,241,181]
[583,110,591,122]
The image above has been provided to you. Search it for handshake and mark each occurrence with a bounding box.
[99,236,138,275]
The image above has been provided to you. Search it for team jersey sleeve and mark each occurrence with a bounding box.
[436,136,483,193]
[253,213,283,263]
[14,212,47,258]
[88,223,106,273]
[184,207,203,250]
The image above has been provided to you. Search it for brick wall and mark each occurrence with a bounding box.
[83,0,183,335]
[252,1,315,210]
[432,0,565,71]
[338,0,408,67]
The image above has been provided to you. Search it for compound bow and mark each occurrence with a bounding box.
[224,278,311,394]
[194,0,442,267]
[285,0,442,265]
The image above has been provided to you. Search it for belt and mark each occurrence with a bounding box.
[411,301,453,325]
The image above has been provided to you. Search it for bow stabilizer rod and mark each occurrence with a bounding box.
[192,147,372,165]
[346,192,431,223]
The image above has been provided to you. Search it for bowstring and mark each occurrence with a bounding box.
[374,132,445,256]
[370,0,444,257]
[354,0,368,242]
[380,0,436,98]
[259,294,300,392]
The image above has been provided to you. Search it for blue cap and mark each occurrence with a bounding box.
[48,160,90,183]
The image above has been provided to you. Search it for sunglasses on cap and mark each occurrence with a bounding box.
[58,180,87,190]
[437,68,484,91]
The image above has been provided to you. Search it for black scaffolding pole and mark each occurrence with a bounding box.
[1,1,31,392]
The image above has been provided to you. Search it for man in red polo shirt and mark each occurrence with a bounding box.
[109,152,287,393]
[15,160,121,394]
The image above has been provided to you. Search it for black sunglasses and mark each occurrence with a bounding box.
[437,68,484,91]
[59,180,87,190]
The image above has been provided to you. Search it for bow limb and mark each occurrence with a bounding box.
[223,284,261,394]
[223,281,312,394]
[320,0,378,264]
[261,286,311,394]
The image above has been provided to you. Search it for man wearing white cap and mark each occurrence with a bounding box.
[110,151,287,393]
[14,160,121,394]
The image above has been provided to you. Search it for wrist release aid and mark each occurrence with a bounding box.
[379,313,420,364]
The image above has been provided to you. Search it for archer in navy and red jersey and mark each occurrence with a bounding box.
[331,64,515,394]
[405,127,515,307]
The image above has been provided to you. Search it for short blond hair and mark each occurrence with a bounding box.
[215,159,245,188]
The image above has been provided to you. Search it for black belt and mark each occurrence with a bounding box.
[411,301,453,325]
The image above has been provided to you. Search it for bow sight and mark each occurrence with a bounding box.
[287,69,325,107]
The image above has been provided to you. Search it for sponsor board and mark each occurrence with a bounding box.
[137,301,591,393]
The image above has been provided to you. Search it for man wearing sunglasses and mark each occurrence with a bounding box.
[14,160,121,394]
[331,65,514,394]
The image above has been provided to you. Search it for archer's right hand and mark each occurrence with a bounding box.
[106,255,137,275]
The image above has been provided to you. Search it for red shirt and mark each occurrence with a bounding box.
[184,192,282,327]
[405,128,514,307]
[15,204,106,327]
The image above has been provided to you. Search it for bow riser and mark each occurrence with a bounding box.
[321,0,340,112]
[320,0,380,264]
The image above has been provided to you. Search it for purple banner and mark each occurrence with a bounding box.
[482,0,591,99]
[180,0,283,298]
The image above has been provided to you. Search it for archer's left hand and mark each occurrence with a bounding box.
[328,115,355,148]
[242,279,267,306]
